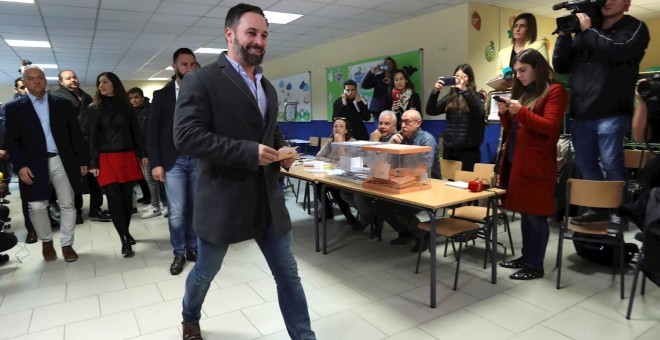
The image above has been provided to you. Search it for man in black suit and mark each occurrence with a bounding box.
[148,48,199,276]
[173,4,315,340]
[52,69,110,224]
[5,65,88,262]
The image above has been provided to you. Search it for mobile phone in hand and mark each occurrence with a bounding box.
[493,95,507,103]
[438,77,456,86]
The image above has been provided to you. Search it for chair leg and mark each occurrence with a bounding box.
[556,228,564,290]
[453,235,466,290]
[415,232,427,274]
[295,180,302,203]
[626,257,643,319]
[619,237,625,299]
[503,214,515,256]
[641,275,647,295]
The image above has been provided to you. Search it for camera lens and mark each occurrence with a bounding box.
[637,81,651,97]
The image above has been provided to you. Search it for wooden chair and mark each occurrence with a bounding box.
[451,170,515,261]
[624,149,656,170]
[440,159,462,181]
[320,137,330,148]
[556,179,626,298]
[296,136,320,206]
[416,218,484,290]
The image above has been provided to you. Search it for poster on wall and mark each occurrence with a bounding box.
[325,49,423,121]
[271,71,312,122]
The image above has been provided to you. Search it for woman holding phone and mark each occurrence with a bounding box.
[361,57,398,118]
[495,49,567,280]
[426,64,485,171]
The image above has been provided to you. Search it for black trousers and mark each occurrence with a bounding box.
[75,173,104,214]
[443,146,481,172]
[21,200,35,233]
[103,182,134,239]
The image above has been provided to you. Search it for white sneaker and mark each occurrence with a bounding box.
[141,206,161,219]
[141,206,152,212]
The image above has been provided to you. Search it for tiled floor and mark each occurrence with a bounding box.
[0,179,659,340]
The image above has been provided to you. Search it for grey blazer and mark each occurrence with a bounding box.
[173,52,290,246]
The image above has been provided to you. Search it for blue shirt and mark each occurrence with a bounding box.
[28,92,58,153]
[401,128,440,179]
[225,54,268,120]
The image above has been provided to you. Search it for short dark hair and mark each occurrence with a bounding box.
[225,3,267,30]
[173,48,195,64]
[343,79,357,88]
[512,13,538,44]
[14,77,22,88]
[127,87,144,97]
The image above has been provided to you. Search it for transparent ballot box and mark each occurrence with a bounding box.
[327,141,381,183]
[360,144,432,193]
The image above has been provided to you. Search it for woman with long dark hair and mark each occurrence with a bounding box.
[88,72,145,258]
[495,13,548,83]
[384,69,421,130]
[426,64,486,171]
[496,49,567,280]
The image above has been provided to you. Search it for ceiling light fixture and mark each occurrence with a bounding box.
[194,47,226,54]
[0,0,35,4]
[165,66,173,71]
[5,39,50,48]
[35,64,58,69]
[148,77,170,81]
[263,10,302,24]
[45,77,58,81]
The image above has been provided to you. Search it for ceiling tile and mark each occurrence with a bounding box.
[99,9,153,22]
[149,13,199,25]
[266,0,327,15]
[157,1,213,16]
[41,5,97,19]
[310,4,367,18]
[101,0,160,11]
[38,0,99,8]
[96,21,145,32]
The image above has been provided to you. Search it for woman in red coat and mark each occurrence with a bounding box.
[495,49,568,280]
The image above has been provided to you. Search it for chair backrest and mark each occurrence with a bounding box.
[624,149,656,169]
[455,170,482,183]
[440,159,463,180]
[567,179,625,209]
[320,137,330,147]
[474,163,495,174]
[309,136,319,147]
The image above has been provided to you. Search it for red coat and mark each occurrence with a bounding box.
[497,83,567,216]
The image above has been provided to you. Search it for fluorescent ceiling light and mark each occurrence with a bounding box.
[165,66,173,70]
[0,0,35,4]
[148,77,169,81]
[194,47,225,54]
[5,39,50,48]
[45,77,58,81]
[35,64,58,69]
[264,10,302,24]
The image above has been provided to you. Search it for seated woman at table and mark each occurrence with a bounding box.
[316,117,356,222]
[495,49,567,280]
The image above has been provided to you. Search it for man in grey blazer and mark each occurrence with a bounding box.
[173,4,315,340]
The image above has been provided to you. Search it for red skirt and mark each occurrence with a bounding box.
[97,151,144,187]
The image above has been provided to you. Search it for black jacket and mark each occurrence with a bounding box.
[133,98,151,155]
[332,97,371,141]
[553,15,649,120]
[426,88,485,149]
[148,81,180,171]
[361,71,390,116]
[87,98,144,169]
[51,85,93,141]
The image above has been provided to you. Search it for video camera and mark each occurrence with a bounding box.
[552,0,605,34]
[638,74,660,103]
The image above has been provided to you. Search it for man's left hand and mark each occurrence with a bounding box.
[80,166,88,176]
[576,13,591,32]
[280,157,295,168]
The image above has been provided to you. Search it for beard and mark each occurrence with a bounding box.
[233,37,265,66]
[175,69,186,80]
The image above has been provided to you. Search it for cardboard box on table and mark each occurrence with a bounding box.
[360,144,432,194]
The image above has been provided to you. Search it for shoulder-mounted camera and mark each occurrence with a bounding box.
[552,0,605,34]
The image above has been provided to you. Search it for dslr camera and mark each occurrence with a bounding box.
[638,74,660,104]
[552,0,605,34]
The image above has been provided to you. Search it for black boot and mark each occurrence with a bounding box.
[127,233,136,245]
[121,236,135,258]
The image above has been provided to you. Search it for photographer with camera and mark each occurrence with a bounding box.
[553,0,650,225]
[361,57,397,118]
[632,76,660,189]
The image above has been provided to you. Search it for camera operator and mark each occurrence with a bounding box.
[553,0,650,225]
[633,77,660,188]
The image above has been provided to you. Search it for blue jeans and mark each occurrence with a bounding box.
[572,115,629,181]
[520,214,549,270]
[164,156,198,257]
[182,224,316,340]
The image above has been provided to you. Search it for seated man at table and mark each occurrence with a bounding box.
[342,110,398,231]
[375,109,440,252]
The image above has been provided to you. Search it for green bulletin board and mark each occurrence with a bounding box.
[325,49,423,121]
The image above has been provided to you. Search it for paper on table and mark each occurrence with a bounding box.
[445,181,469,189]
[277,146,298,161]
[485,77,511,91]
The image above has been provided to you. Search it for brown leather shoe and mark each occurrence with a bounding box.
[25,231,38,244]
[181,321,203,340]
[62,246,79,262]
[42,241,57,262]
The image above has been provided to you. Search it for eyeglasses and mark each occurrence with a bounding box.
[401,119,419,125]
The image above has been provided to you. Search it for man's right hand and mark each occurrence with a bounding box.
[19,167,34,185]
[258,144,279,166]
[370,129,381,142]
[390,133,403,144]
[152,166,165,182]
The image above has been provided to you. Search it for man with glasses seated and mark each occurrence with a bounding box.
[375,110,440,252]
